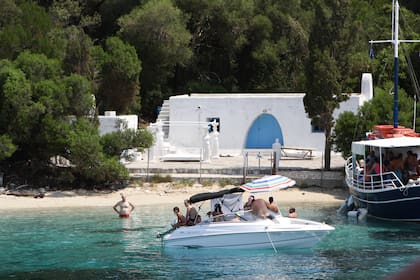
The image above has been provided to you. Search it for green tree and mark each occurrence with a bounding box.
[333,84,416,158]
[238,0,310,91]
[332,111,360,158]
[66,118,128,185]
[101,128,154,158]
[62,26,96,77]
[177,0,255,92]
[304,0,354,170]
[0,1,55,59]
[0,60,35,148]
[118,0,192,120]
[96,36,141,114]
[0,0,21,28]
[0,53,129,187]
[61,74,95,117]
[48,0,101,29]
[0,134,17,161]
[14,51,62,82]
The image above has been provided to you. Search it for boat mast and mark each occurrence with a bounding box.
[369,0,420,128]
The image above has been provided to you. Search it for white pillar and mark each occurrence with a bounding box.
[202,130,211,162]
[272,138,282,169]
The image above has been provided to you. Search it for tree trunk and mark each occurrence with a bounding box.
[324,125,332,170]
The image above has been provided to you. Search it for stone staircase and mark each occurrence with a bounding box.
[156,99,170,139]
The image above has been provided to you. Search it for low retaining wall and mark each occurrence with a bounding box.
[280,169,344,189]
[129,167,345,189]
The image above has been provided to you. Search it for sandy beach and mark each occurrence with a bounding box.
[0,183,347,210]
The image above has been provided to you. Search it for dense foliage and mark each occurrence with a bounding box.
[0,0,420,185]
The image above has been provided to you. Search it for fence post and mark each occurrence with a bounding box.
[242,152,248,184]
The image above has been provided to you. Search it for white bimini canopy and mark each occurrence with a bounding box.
[240,175,296,193]
[352,137,420,155]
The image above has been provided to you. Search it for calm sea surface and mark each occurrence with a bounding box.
[1,201,419,280]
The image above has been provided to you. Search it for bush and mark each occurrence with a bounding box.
[101,128,154,158]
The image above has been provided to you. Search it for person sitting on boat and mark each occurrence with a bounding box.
[390,153,404,180]
[113,193,135,218]
[184,199,201,226]
[207,203,224,222]
[288,207,297,218]
[172,206,186,228]
[267,196,279,214]
[374,157,384,174]
[366,150,376,170]
[251,198,274,219]
[405,151,420,179]
[244,195,255,210]
[356,159,365,173]
[356,159,366,182]
[366,156,378,174]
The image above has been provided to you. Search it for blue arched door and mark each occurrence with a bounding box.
[245,114,284,148]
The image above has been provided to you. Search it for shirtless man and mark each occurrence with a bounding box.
[184,199,199,225]
[251,198,273,219]
[113,193,135,218]
[267,196,279,213]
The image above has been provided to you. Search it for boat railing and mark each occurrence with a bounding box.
[345,156,404,190]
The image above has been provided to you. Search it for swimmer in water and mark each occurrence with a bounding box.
[113,193,135,218]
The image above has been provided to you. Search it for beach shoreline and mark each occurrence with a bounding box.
[0,183,347,210]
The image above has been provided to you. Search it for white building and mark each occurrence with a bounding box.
[150,73,373,159]
[98,111,138,135]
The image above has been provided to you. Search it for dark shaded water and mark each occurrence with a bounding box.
[0,203,419,279]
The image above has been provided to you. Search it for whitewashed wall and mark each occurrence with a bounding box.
[166,73,373,154]
[98,111,138,135]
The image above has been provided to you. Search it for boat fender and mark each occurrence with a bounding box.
[347,210,359,218]
[347,196,354,210]
[357,208,368,221]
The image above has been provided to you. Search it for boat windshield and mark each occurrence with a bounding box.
[205,210,276,223]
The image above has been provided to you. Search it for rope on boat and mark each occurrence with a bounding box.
[265,227,277,253]
[399,185,409,197]
[156,228,174,238]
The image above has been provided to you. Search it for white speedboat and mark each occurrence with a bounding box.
[160,175,335,251]
[163,212,334,250]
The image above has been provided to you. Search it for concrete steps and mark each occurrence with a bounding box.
[156,99,170,138]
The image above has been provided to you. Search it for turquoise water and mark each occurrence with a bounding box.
[1,202,419,279]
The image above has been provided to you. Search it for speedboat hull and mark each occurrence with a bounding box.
[163,218,334,250]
